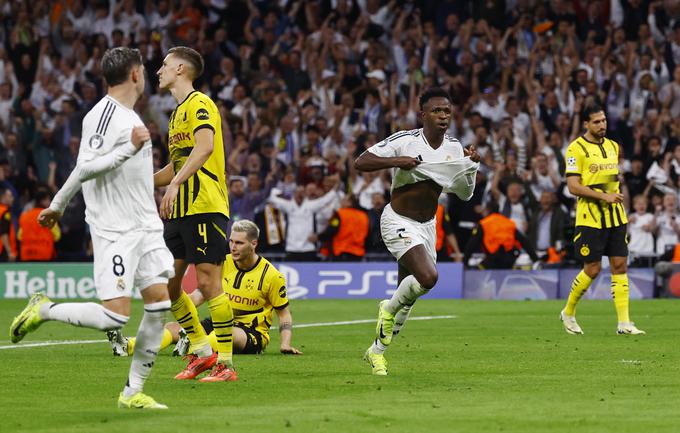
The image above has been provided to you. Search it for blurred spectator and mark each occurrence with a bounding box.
[18,189,60,261]
[527,152,561,198]
[267,175,341,261]
[527,191,567,264]
[0,186,17,262]
[655,193,680,256]
[490,169,533,234]
[464,201,538,269]
[318,194,369,261]
[627,194,656,265]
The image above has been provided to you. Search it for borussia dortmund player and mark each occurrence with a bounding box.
[109,220,302,356]
[561,104,644,335]
[155,46,236,381]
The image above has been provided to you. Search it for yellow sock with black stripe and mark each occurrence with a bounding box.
[189,332,218,354]
[611,273,630,323]
[128,328,174,355]
[564,270,592,316]
[207,293,234,365]
[171,291,211,357]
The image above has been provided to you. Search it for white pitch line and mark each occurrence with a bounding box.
[0,339,108,350]
[0,315,456,350]
[280,314,456,329]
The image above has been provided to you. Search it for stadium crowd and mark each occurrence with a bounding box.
[0,0,679,267]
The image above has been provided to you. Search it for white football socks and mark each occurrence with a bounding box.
[392,304,413,337]
[123,300,171,397]
[40,302,129,330]
[385,275,428,315]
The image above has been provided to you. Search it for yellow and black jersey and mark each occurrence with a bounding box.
[168,90,229,219]
[565,136,627,229]
[222,254,288,345]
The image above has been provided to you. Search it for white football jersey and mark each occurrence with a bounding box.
[367,128,478,199]
[78,96,162,240]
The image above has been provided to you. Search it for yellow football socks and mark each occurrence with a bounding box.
[611,273,630,323]
[565,270,593,316]
[171,291,211,356]
[127,328,173,355]
[207,293,234,365]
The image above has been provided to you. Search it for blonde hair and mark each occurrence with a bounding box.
[231,219,260,241]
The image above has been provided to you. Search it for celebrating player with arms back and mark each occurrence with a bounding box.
[10,47,174,409]
[355,88,480,375]
[155,46,237,382]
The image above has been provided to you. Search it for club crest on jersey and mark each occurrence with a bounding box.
[196,108,210,120]
[89,134,104,149]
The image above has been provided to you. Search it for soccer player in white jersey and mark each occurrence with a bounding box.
[9,47,174,409]
[355,88,481,375]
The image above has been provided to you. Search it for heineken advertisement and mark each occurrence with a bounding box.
[1,263,100,299]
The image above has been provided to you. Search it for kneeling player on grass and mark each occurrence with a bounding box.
[108,220,302,356]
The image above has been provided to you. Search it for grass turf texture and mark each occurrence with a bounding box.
[1,299,678,433]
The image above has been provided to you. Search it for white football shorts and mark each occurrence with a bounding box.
[91,230,174,300]
[380,203,437,263]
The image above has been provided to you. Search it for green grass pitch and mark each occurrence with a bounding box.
[1,299,678,433]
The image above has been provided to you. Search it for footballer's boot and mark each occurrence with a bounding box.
[363,348,388,376]
[172,328,190,357]
[10,293,50,343]
[375,300,395,346]
[174,352,217,380]
[199,362,238,383]
[617,322,646,335]
[118,392,168,410]
[106,330,130,357]
[560,309,583,335]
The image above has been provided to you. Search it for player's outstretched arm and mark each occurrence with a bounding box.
[160,128,214,218]
[38,168,84,228]
[276,306,302,355]
[78,126,148,182]
[354,150,419,172]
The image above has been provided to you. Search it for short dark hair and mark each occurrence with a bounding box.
[34,189,51,204]
[581,103,604,121]
[168,46,204,79]
[419,87,451,109]
[101,47,143,87]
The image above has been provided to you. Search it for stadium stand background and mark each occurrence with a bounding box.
[0,0,679,272]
